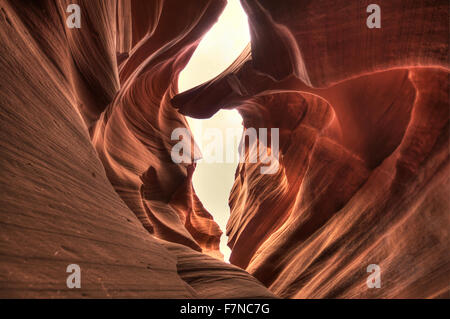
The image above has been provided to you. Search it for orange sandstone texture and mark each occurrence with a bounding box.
[173,1,450,298]
[0,0,448,299]
[91,0,226,258]
[0,0,273,298]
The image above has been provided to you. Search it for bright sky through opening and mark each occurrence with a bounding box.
[178,0,250,262]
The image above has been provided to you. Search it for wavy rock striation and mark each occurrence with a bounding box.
[0,0,274,298]
[0,0,448,299]
[173,1,450,298]
[91,0,226,259]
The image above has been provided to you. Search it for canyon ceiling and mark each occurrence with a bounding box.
[0,0,448,298]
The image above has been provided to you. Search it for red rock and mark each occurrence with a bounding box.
[0,0,273,298]
[0,0,448,299]
[173,1,450,298]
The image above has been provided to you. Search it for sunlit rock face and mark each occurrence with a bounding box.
[0,0,274,298]
[173,1,450,298]
[91,0,226,260]
[0,0,448,299]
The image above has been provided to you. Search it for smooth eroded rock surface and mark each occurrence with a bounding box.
[0,0,274,298]
[173,1,450,298]
[1,0,448,299]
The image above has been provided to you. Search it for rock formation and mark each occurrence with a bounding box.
[0,0,448,298]
[173,0,450,298]
[0,0,273,298]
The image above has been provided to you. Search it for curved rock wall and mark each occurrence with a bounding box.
[0,0,448,298]
[173,1,450,298]
[0,0,274,298]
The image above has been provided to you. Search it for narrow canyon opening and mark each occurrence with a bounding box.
[178,0,250,261]
[1,0,448,300]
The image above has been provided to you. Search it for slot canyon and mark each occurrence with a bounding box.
[0,0,449,299]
